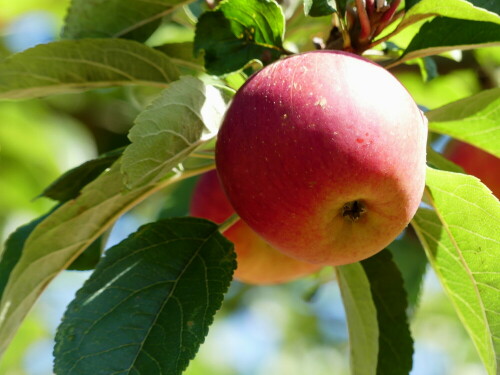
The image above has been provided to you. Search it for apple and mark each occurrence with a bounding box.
[215,50,428,265]
[190,170,321,284]
[444,140,500,198]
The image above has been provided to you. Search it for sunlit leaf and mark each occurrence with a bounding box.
[336,263,378,375]
[401,0,500,28]
[54,218,235,375]
[121,77,226,188]
[63,0,192,41]
[412,167,500,375]
[391,18,500,66]
[426,88,500,157]
[194,0,285,75]
[0,39,180,99]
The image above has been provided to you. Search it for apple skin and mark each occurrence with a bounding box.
[444,140,500,198]
[215,50,428,266]
[190,170,321,284]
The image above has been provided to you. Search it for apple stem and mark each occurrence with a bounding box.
[355,0,372,41]
[219,213,240,233]
[342,200,367,222]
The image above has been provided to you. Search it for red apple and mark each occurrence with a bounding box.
[444,140,500,198]
[190,170,321,284]
[215,50,427,265]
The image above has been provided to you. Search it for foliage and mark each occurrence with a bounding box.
[0,0,498,374]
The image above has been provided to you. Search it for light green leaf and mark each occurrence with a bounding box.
[336,263,378,375]
[0,160,214,357]
[194,0,285,75]
[426,88,500,157]
[54,218,235,375]
[401,0,500,30]
[121,77,227,188]
[412,167,500,375]
[303,0,337,17]
[63,0,192,41]
[0,39,180,99]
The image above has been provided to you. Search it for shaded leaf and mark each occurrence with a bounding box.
[0,39,180,99]
[393,18,500,66]
[67,235,106,271]
[387,227,428,312]
[0,211,54,301]
[412,167,500,375]
[194,0,285,75]
[54,217,235,375]
[336,263,378,375]
[42,147,124,202]
[426,88,500,157]
[0,160,213,356]
[121,76,226,188]
[63,0,192,41]
[426,146,465,173]
[155,42,204,75]
[361,250,414,375]
[303,0,336,17]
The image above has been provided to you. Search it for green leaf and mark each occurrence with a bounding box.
[155,42,205,75]
[426,88,500,157]
[412,167,500,375]
[0,212,53,301]
[402,0,500,28]
[194,0,285,75]
[42,147,124,202]
[361,250,414,375]
[63,0,192,41]
[121,77,227,188]
[0,39,180,99]
[336,263,378,375]
[54,217,235,375]
[303,0,337,17]
[66,235,106,271]
[387,228,428,312]
[0,160,212,357]
[395,18,500,66]
[426,146,465,173]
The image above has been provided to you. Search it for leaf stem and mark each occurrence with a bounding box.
[355,0,372,41]
[218,213,240,234]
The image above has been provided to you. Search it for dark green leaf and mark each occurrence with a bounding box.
[63,0,191,41]
[67,235,106,271]
[426,146,465,173]
[0,39,180,99]
[361,250,414,375]
[158,176,199,218]
[0,211,54,301]
[42,147,124,202]
[194,0,285,75]
[426,88,500,157]
[303,0,336,17]
[399,18,500,64]
[54,217,236,375]
[412,167,500,375]
[387,227,428,312]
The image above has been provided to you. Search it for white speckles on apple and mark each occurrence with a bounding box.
[315,97,327,107]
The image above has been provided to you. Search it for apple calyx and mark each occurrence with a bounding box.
[342,200,367,222]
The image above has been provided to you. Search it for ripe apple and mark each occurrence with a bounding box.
[444,140,500,198]
[190,170,321,284]
[215,50,428,265]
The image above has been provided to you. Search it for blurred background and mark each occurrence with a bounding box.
[0,1,498,374]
